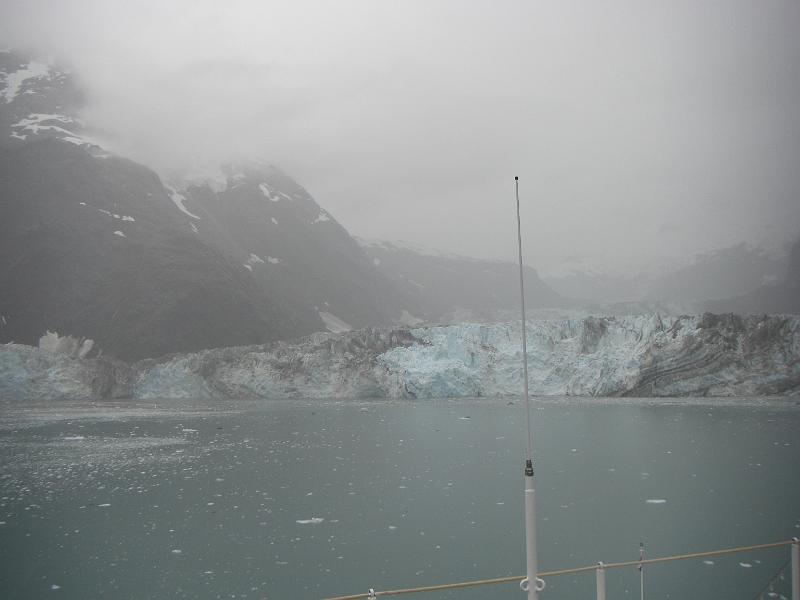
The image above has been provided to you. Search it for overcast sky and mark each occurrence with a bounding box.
[2,0,799,275]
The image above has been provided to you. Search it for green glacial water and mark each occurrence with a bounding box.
[0,397,798,599]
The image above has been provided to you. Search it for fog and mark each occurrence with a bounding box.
[2,0,799,275]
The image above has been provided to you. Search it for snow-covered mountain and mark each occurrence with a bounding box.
[0,51,419,359]
[2,313,797,400]
[356,238,568,322]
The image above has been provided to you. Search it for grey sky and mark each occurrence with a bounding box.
[2,0,799,275]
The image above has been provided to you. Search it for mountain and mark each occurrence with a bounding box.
[0,51,418,359]
[706,239,800,314]
[544,243,792,311]
[643,243,787,305]
[543,270,654,306]
[356,239,568,323]
[180,166,420,334]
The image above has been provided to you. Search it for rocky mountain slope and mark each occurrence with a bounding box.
[0,51,419,359]
[356,239,567,323]
[545,242,794,310]
[706,239,800,315]
[3,313,797,400]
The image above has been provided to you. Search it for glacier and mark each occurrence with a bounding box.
[1,313,798,401]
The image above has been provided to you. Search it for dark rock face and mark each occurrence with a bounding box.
[0,51,418,359]
[183,164,418,331]
[0,140,312,360]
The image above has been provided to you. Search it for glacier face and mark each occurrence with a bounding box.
[380,313,800,397]
[1,313,798,401]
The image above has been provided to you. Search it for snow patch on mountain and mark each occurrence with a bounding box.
[313,210,331,223]
[97,208,135,222]
[356,237,465,260]
[244,253,265,270]
[1,60,50,103]
[164,186,201,220]
[258,182,292,202]
[259,183,276,200]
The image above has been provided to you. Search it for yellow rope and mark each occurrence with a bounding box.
[322,539,796,600]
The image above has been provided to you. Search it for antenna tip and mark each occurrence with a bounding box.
[515,176,518,181]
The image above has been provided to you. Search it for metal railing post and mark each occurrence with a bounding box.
[792,537,799,600]
[596,562,606,600]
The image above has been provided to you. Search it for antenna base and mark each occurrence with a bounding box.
[525,458,534,477]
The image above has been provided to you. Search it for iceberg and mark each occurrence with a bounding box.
[1,313,798,401]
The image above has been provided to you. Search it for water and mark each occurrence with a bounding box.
[0,397,798,599]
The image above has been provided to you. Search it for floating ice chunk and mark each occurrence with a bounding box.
[98,503,111,508]
[113,230,126,238]
[50,584,61,590]
[739,562,752,568]
[702,560,715,565]
[63,436,85,441]
[249,253,265,264]
[319,311,351,333]
[296,517,324,525]
[266,256,282,264]
[645,499,666,504]
[172,549,182,554]
[121,216,135,222]
[181,428,197,433]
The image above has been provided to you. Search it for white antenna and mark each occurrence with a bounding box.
[515,176,543,598]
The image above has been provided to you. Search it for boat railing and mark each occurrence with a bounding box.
[323,537,800,600]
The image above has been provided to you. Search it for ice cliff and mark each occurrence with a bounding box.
[1,314,798,401]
